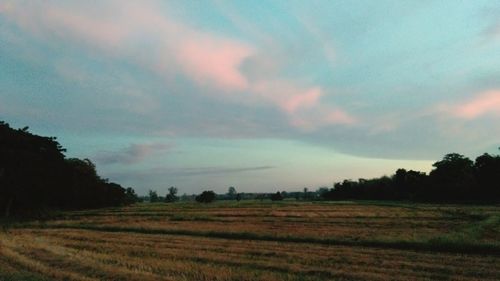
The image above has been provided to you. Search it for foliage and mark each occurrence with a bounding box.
[270,191,284,201]
[322,152,500,203]
[124,187,141,204]
[165,186,178,203]
[195,190,216,203]
[148,190,160,203]
[227,186,236,200]
[0,121,139,217]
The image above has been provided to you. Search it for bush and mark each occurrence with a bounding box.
[196,191,216,203]
[270,191,284,201]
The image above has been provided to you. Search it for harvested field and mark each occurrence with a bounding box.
[1,201,499,280]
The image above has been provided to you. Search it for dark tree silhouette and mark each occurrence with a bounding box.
[0,121,138,217]
[474,153,500,202]
[149,190,160,202]
[320,151,499,203]
[124,187,140,204]
[428,153,476,201]
[271,191,284,201]
[227,186,237,200]
[195,190,216,203]
[393,169,427,200]
[165,186,179,203]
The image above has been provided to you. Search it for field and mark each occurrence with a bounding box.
[1,201,499,281]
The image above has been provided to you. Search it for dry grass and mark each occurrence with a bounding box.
[1,201,499,280]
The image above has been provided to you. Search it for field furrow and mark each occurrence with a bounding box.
[2,201,499,280]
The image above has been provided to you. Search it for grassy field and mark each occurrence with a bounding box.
[1,200,499,281]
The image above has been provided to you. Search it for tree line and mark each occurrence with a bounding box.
[150,152,500,204]
[321,152,500,203]
[0,121,139,217]
[2,120,498,218]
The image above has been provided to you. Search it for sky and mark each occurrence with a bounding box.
[1,0,500,195]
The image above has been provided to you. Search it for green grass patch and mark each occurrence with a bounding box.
[429,214,500,245]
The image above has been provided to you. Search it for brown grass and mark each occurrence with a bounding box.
[1,201,499,280]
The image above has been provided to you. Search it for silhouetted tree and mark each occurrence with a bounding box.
[392,169,427,200]
[227,186,237,200]
[196,190,216,203]
[271,191,284,201]
[0,121,136,217]
[427,153,476,201]
[320,151,500,204]
[256,194,266,201]
[236,193,242,202]
[317,187,329,197]
[149,190,160,202]
[281,191,288,199]
[474,153,500,201]
[124,187,140,204]
[165,186,179,203]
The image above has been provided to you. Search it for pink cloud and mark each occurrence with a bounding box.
[176,36,252,90]
[44,9,127,49]
[252,81,356,129]
[1,1,252,92]
[289,106,356,131]
[451,90,500,119]
[324,110,357,124]
[282,87,322,113]
[251,81,320,110]
[2,1,356,131]
[0,2,129,51]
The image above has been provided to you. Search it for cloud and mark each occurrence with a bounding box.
[94,143,173,165]
[1,0,356,132]
[251,82,356,129]
[282,87,322,113]
[108,165,275,181]
[171,166,275,177]
[0,0,253,92]
[176,36,253,90]
[442,90,500,119]
[480,20,500,44]
[289,106,356,131]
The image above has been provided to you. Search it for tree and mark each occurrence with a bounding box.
[0,121,135,217]
[390,169,427,200]
[236,193,242,202]
[474,153,500,201]
[149,190,160,202]
[195,190,216,203]
[124,187,140,204]
[281,191,288,199]
[270,191,284,201]
[428,153,475,201]
[303,187,309,200]
[317,187,329,197]
[256,194,266,201]
[165,186,179,203]
[227,186,237,199]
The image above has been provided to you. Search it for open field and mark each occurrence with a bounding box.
[1,201,499,281]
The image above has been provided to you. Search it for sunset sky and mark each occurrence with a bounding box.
[1,0,499,194]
